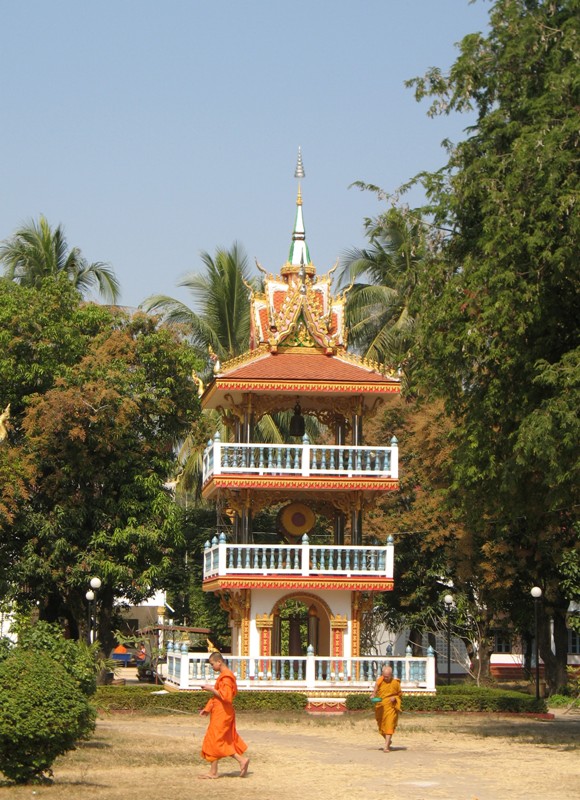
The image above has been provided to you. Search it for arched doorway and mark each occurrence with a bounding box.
[271,593,332,657]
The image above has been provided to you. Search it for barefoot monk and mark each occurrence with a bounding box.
[371,665,402,752]
[199,651,250,779]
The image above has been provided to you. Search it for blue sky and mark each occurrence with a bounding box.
[0,1,490,309]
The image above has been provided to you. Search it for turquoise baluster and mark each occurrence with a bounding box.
[228,547,234,568]
[276,447,282,469]
[353,549,359,570]
[244,547,250,568]
[317,659,323,681]
[345,549,351,570]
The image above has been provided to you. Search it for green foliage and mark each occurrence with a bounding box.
[399,0,580,691]
[0,637,13,664]
[0,649,95,784]
[0,215,120,303]
[0,284,202,652]
[340,206,425,381]
[345,684,547,713]
[95,685,307,713]
[14,620,98,696]
[142,242,255,370]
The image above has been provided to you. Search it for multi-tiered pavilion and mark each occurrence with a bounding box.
[165,153,435,698]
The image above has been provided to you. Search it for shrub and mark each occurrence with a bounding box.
[0,650,96,784]
[96,686,307,713]
[15,620,98,696]
[0,636,13,664]
[345,685,547,713]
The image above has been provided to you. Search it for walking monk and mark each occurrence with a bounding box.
[199,651,250,779]
[371,664,402,752]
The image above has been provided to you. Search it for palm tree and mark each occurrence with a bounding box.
[144,243,320,502]
[142,242,254,366]
[340,207,425,377]
[0,215,120,303]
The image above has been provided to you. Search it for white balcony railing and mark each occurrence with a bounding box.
[165,646,436,692]
[203,534,395,581]
[202,432,398,485]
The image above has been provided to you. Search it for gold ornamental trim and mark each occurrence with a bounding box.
[203,577,394,592]
[255,613,275,629]
[203,476,399,494]
[210,378,400,395]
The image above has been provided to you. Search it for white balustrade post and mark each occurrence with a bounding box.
[180,642,190,690]
[203,539,211,579]
[385,534,394,578]
[301,432,311,476]
[426,645,436,692]
[213,431,222,475]
[218,531,227,576]
[306,644,316,689]
[405,645,412,681]
[390,435,398,480]
[301,533,310,576]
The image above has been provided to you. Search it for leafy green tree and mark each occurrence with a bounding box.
[144,243,320,503]
[0,283,202,655]
[142,242,254,368]
[0,216,120,303]
[340,206,426,382]
[405,0,579,690]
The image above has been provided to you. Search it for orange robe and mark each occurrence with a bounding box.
[374,676,402,736]
[201,667,247,762]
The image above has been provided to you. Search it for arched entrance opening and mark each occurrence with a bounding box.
[271,593,332,657]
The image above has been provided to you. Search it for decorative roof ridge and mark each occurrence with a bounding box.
[333,349,400,380]
[219,344,271,375]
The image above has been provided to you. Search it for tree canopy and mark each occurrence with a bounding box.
[402,0,579,689]
[0,280,201,653]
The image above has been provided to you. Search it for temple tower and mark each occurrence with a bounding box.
[200,150,401,673]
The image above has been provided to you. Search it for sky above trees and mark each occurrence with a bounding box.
[0,0,490,309]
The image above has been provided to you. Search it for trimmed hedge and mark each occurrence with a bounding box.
[97,684,547,714]
[346,684,547,713]
[96,686,307,713]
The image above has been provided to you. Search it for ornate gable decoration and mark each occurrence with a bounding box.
[249,150,347,356]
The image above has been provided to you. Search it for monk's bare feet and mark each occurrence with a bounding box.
[239,757,250,777]
[198,773,219,779]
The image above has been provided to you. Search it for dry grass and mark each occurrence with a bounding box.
[0,710,578,800]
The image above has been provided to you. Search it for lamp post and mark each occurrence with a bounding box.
[86,577,102,644]
[531,586,542,700]
[444,594,454,686]
[85,590,94,644]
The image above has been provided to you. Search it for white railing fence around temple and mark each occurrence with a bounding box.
[203,533,395,581]
[165,644,436,693]
[202,432,398,483]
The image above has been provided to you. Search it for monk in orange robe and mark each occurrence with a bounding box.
[199,651,250,779]
[371,665,402,752]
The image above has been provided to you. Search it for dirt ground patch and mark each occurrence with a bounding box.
[0,709,578,800]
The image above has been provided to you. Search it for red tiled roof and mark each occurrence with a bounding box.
[220,351,398,385]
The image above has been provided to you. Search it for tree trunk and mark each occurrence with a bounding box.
[408,626,423,657]
[541,602,569,694]
[472,635,494,683]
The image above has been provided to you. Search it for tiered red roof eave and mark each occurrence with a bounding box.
[202,350,400,408]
